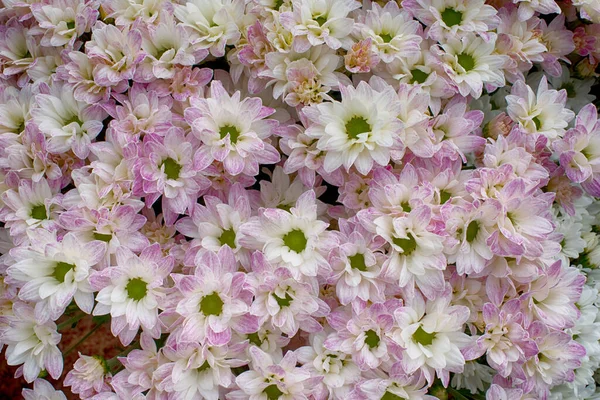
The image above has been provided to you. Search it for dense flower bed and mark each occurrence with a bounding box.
[1,0,600,399]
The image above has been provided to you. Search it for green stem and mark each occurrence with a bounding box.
[63,321,105,356]
[57,312,86,330]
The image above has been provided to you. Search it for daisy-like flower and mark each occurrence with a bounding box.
[175,183,252,266]
[154,341,247,400]
[355,1,422,63]
[63,353,111,398]
[134,127,211,217]
[186,80,280,176]
[444,202,498,275]
[280,0,359,51]
[171,247,257,345]
[85,22,145,87]
[553,103,600,197]
[0,178,62,244]
[229,347,312,400]
[31,82,107,159]
[174,0,244,57]
[328,218,387,305]
[0,302,62,383]
[108,0,165,26]
[325,300,398,371]
[392,289,471,386]
[374,206,447,300]
[240,190,334,278]
[30,0,98,48]
[22,378,67,400]
[7,230,106,322]
[463,300,538,378]
[90,245,173,345]
[296,331,361,399]
[246,253,330,336]
[403,0,499,42]
[434,33,507,99]
[260,45,345,106]
[506,77,575,141]
[302,79,403,175]
[523,261,585,330]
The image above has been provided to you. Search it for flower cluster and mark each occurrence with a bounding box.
[1,0,600,399]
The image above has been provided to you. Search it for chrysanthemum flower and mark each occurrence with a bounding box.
[186,80,280,176]
[63,353,111,398]
[31,82,107,159]
[240,190,334,278]
[280,0,359,51]
[355,0,422,63]
[246,253,329,336]
[434,33,507,99]
[403,0,499,42]
[302,79,403,175]
[506,77,575,141]
[174,0,244,58]
[392,290,471,386]
[0,302,62,383]
[7,230,106,322]
[171,247,257,345]
[229,347,312,400]
[90,244,173,345]
[30,0,98,48]
[374,206,447,300]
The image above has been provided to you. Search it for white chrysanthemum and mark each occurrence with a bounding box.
[506,76,575,140]
[404,0,499,41]
[174,0,244,57]
[280,0,359,51]
[7,231,106,322]
[573,0,600,23]
[30,82,107,159]
[527,65,596,113]
[22,378,67,400]
[393,291,471,385]
[302,78,403,175]
[240,190,333,278]
[356,1,422,63]
[1,303,62,383]
[436,33,507,98]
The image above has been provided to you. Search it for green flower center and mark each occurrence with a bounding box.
[66,20,76,30]
[392,233,417,256]
[126,278,148,301]
[219,228,236,248]
[53,262,75,283]
[219,125,240,143]
[93,232,112,242]
[457,53,475,72]
[466,221,480,243]
[413,326,436,346]
[247,332,263,346]
[264,384,283,400]
[30,204,47,220]
[197,360,211,372]
[315,15,328,25]
[349,253,368,272]
[161,157,181,180]
[381,391,407,400]
[64,115,83,127]
[364,329,380,348]
[380,33,394,43]
[200,292,224,316]
[410,69,429,84]
[282,229,307,253]
[441,8,463,27]
[345,116,371,140]
[532,116,542,130]
[439,190,452,204]
[272,292,293,308]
